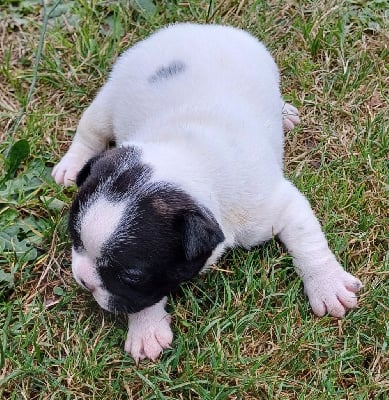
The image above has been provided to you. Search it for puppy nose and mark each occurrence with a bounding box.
[80,279,95,292]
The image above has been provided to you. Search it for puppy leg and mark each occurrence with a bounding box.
[124,297,173,363]
[282,102,300,132]
[52,87,113,186]
[275,181,362,318]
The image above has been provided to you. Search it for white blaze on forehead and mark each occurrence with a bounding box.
[80,198,127,257]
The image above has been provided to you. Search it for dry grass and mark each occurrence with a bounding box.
[0,1,388,399]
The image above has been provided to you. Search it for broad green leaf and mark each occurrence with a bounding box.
[0,232,38,261]
[0,270,13,285]
[4,139,30,181]
[53,286,65,296]
[130,0,157,15]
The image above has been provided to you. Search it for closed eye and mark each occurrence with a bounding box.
[122,268,146,284]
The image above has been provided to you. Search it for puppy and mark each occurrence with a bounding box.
[52,23,362,362]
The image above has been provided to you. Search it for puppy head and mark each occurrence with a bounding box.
[69,147,225,314]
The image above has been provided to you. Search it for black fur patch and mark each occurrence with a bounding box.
[100,186,224,313]
[148,61,186,83]
[69,147,225,314]
[68,147,147,251]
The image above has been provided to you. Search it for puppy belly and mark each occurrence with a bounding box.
[235,228,273,249]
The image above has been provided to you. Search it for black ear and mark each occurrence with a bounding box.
[75,153,104,187]
[180,210,225,262]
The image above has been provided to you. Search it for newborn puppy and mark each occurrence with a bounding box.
[52,23,362,362]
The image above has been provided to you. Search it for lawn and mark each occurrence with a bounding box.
[0,0,388,399]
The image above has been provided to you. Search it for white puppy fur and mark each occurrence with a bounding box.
[53,23,362,362]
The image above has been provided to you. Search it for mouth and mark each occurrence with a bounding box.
[80,279,94,292]
[107,296,140,314]
[107,292,164,315]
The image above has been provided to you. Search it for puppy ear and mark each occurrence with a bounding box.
[75,154,103,187]
[180,210,225,262]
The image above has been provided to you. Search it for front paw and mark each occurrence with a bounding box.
[303,268,362,318]
[52,151,90,186]
[282,102,300,132]
[124,299,173,362]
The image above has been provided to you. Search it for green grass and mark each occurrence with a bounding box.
[0,0,388,398]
